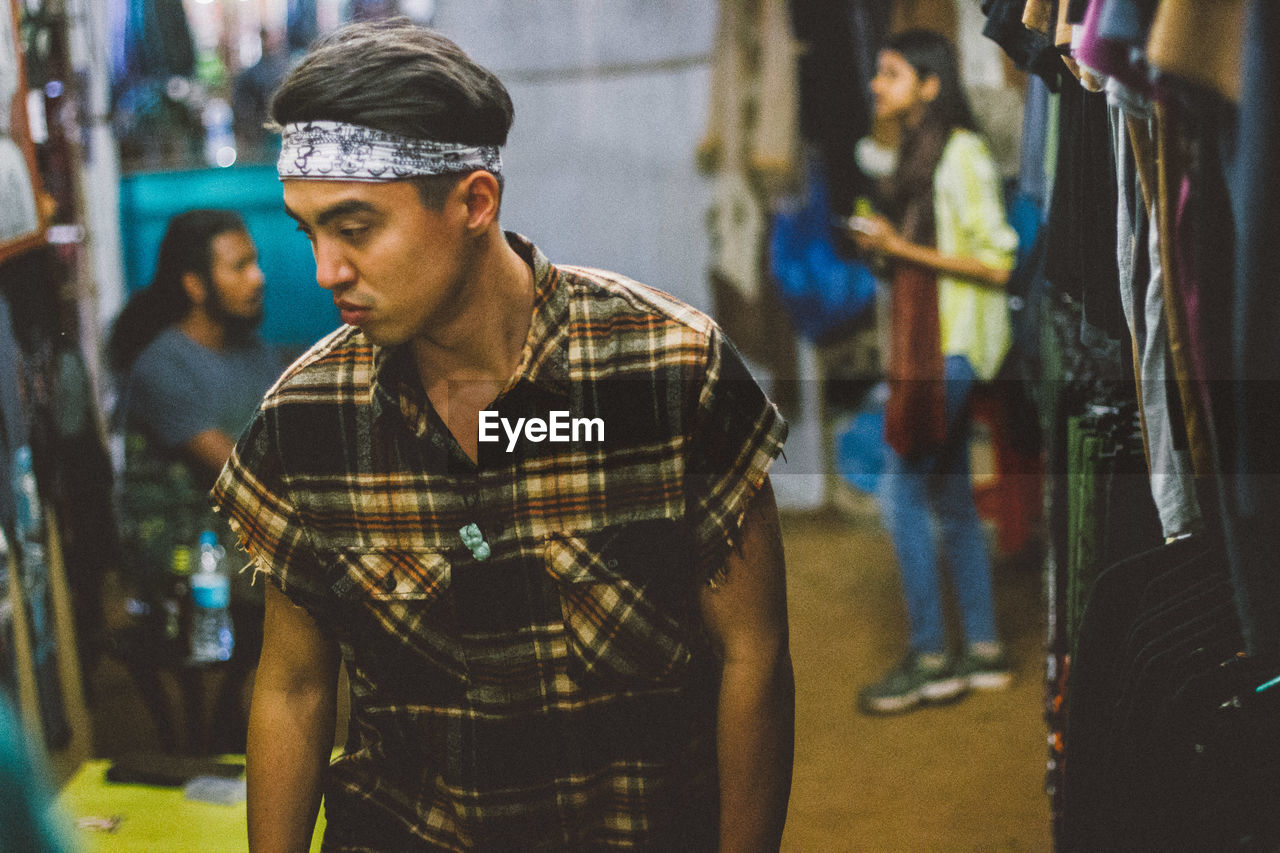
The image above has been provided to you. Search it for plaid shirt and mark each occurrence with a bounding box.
[212,235,786,851]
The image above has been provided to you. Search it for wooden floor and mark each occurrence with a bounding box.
[85,497,1053,851]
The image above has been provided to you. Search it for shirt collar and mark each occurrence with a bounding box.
[368,233,570,429]
[506,232,570,396]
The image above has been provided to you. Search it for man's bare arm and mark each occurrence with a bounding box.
[248,583,339,852]
[699,477,794,852]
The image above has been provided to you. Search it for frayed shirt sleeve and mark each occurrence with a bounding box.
[210,408,328,617]
[685,328,788,585]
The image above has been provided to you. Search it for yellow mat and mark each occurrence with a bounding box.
[59,759,325,852]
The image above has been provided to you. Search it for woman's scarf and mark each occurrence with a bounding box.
[879,123,950,458]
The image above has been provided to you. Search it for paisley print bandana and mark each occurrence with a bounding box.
[277,121,503,181]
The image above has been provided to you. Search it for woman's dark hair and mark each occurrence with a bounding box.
[107,209,247,373]
[880,29,980,234]
[885,29,977,139]
[270,18,515,209]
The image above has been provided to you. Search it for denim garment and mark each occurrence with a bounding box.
[878,355,999,653]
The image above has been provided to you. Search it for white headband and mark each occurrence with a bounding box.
[277,121,502,181]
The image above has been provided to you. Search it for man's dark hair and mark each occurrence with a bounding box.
[270,18,515,209]
[107,209,247,373]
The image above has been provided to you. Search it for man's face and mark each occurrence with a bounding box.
[204,229,266,337]
[282,179,471,347]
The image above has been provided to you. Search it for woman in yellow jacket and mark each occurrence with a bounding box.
[850,29,1020,715]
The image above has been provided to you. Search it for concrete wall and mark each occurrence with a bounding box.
[433,0,718,315]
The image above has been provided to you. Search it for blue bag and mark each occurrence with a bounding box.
[768,166,876,342]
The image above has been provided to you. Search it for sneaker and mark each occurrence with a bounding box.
[955,645,1015,690]
[857,651,968,715]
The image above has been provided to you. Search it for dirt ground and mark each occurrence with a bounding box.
[779,504,1051,852]
[86,499,1053,851]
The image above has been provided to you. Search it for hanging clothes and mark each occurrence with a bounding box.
[1215,0,1280,662]
[788,0,887,216]
[118,0,195,83]
[698,0,802,407]
[1109,104,1201,540]
[1027,5,1280,848]
[981,0,1068,90]
[1145,0,1280,656]
[0,292,28,535]
[1043,79,1126,344]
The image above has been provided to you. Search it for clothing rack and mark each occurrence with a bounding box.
[988,2,1280,846]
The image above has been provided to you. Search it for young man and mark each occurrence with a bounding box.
[212,19,793,851]
[111,210,279,487]
[109,209,283,753]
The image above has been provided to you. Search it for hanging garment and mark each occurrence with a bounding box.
[1044,81,1126,344]
[1110,107,1200,539]
[700,0,802,391]
[1017,74,1054,207]
[1150,100,1212,480]
[0,251,71,751]
[1064,405,1161,652]
[120,0,195,81]
[982,0,1067,91]
[1075,0,1156,98]
[1022,0,1054,34]
[1147,0,1246,104]
[1219,0,1280,661]
[0,292,28,533]
[1060,534,1280,851]
[788,0,887,223]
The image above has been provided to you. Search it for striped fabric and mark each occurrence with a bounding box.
[212,234,787,850]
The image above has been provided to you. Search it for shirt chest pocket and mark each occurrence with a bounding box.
[544,520,696,686]
[328,547,466,680]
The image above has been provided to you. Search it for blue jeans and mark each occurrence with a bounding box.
[877,355,999,654]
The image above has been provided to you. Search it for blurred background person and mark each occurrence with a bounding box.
[105,209,284,753]
[848,29,1019,716]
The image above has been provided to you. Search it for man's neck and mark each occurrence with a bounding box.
[410,229,536,465]
[177,310,228,352]
[411,229,536,389]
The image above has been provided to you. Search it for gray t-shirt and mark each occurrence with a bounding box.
[118,327,285,611]
[123,326,283,451]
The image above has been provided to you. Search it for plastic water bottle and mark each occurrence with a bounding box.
[189,530,234,663]
[165,544,192,644]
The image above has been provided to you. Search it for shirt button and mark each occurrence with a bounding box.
[382,574,397,592]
